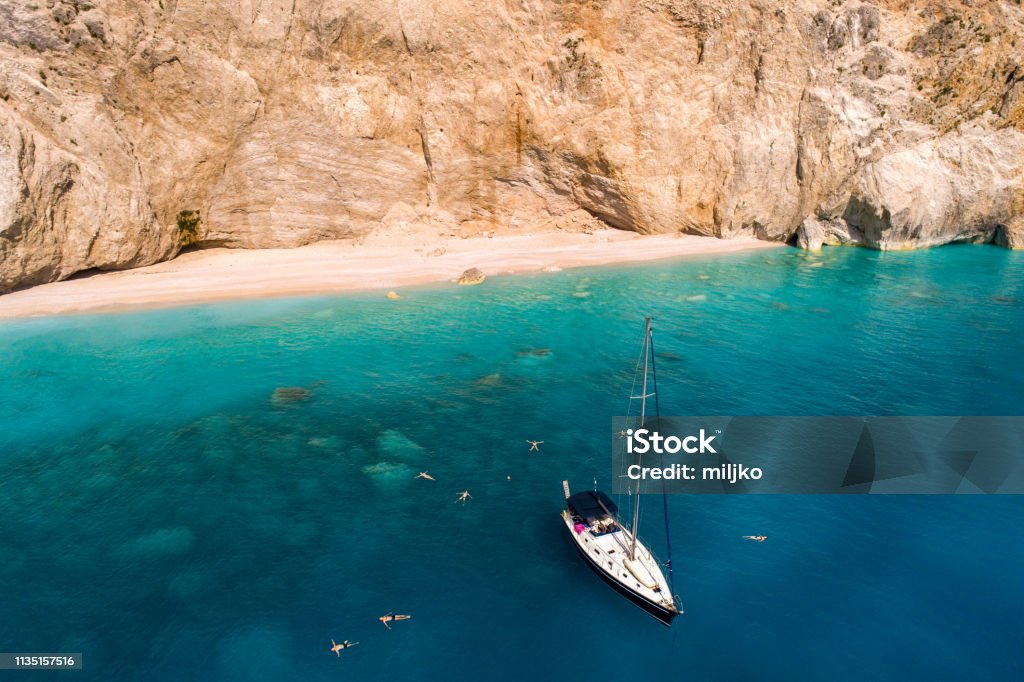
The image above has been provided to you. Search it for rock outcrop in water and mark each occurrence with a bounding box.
[1,1,1023,292]
[457,268,486,285]
[270,386,312,406]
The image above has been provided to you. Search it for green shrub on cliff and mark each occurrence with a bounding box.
[176,210,202,246]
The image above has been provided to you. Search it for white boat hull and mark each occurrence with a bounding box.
[562,509,680,625]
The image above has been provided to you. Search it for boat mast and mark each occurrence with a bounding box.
[630,317,652,561]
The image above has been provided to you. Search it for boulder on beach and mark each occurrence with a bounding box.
[457,268,486,285]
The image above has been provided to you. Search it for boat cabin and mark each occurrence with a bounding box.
[566,491,621,535]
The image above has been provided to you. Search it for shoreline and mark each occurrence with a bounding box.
[0,229,780,320]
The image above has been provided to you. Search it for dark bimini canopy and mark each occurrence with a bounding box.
[567,490,618,519]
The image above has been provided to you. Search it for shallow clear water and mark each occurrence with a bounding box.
[1,245,1022,681]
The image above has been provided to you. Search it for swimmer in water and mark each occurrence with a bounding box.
[743,535,768,542]
[379,613,412,630]
[330,639,357,656]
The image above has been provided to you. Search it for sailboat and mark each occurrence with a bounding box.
[561,318,681,625]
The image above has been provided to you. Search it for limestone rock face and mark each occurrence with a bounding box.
[840,123,1024,249]
[205,119,429,248]
[996,216,1024,249]
[0,104,175,291]
[795,216,863,250]
[1,0,1023,291]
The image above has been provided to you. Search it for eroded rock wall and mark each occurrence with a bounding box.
[1,1,1023,291]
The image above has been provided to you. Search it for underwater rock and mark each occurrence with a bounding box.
[121,527,195,559]
[515,348,553,366]
[216,628,290,680]
[376,429,424,459]
[362,461,412,480]
[311,309,336,319]
[270,386,311,406]
[168,569,210,599]
[516,348,552,358]
[473,373,503,387]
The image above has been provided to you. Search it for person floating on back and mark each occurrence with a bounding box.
[330,639,357,657]
[379,612,412,630]
[743,535,768,542]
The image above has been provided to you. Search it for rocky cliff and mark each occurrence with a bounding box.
[1,0,1022,292]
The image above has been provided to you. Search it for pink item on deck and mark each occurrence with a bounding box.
[574,523,586,534]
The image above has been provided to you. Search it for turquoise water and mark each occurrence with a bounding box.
[1,245,1023,681]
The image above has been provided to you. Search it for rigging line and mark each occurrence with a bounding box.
[649,330,675,593]
[617,331,649,510]
[609,335,641,492]
[625,331,646,415]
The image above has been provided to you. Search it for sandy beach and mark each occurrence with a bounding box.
[0,229,779,320]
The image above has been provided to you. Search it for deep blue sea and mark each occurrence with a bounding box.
[1,245,1022,681]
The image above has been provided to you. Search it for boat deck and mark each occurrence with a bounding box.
[563,510,676,613]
